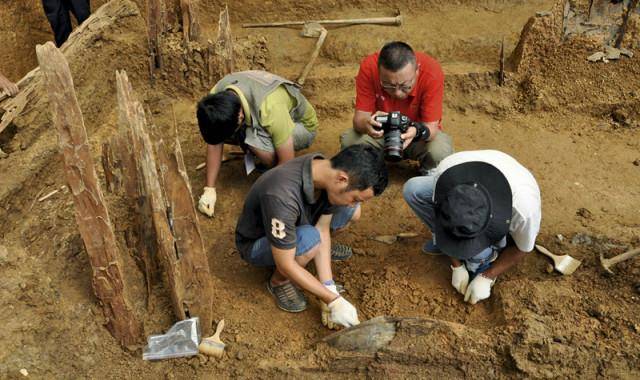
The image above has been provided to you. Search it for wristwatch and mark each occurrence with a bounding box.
[412,122,431,141]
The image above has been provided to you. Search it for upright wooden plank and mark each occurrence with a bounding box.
[157,137,214,333]
[35,42,142,347]
[116,70,213,334]
[147,0,164,70]
[217,5,235,74]
[180,0,201,44]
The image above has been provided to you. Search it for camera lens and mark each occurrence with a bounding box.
[384,129,403,162]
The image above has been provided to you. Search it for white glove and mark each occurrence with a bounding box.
[320,284,339,330]
[464,274,495,305]
[198,187,216,217]
[451,264,469,295]
[328,296,360,328]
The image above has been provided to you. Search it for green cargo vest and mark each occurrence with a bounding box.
[214,70,307,130]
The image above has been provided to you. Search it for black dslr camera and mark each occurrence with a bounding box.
[373,111,412,162]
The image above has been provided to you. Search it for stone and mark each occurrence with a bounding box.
[587,52,606,62]
[604,46,621,60]
[619,47,633,58]
[576,207,593,219]
[536,11,551,17]
[611,108,629,124]
[20,369,28,377]
[236,351,245,360]
[373,235,397,244]
[0,147,7,159]
[571,233,592,246]
[633,159,640,166]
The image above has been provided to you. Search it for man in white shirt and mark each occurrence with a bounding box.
[403,150,541,304]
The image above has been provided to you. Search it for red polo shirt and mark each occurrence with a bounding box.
[354,51,444,125]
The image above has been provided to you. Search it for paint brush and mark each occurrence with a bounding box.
[199,319,225,358]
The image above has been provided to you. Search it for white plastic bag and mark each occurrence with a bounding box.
[142,317,201,360]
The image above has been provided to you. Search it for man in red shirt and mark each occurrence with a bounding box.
[341,41,453,174]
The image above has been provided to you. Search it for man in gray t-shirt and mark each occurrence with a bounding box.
[236,145,388,329]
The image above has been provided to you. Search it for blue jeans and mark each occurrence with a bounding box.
[244,205,357,267]
[403,175,503,275]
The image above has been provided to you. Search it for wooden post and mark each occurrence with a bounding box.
[35,42,142,347]
[147,0,164,71]
[217,5,234,74]
[102,132,155,305]
[615,0,639,48]
[180,0,200,45]
[116,70,214,334]
[156,137,214,333]
[499,37,505,86]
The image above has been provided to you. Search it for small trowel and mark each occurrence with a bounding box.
[535,244,582,275]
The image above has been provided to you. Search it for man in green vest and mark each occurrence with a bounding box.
[196,70,319,218]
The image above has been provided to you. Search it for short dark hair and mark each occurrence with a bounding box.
[378,41,416,71]
[196,90,242,145]
[330,145,389,196]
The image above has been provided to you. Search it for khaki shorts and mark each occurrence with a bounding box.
[245,122,316,153]
[340,128,454,171]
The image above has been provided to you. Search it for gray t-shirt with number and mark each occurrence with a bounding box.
[235,153,336,258]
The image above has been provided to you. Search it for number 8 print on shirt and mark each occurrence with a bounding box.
[271,218,286,239]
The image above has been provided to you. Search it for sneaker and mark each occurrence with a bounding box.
[331,243,353,261]
[421,239,443,255]
[266,281,307,313]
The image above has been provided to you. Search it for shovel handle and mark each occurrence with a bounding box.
[243,15,402,28]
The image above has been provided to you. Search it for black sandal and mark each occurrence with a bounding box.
[331,243,353,261]
[266,281,307,313]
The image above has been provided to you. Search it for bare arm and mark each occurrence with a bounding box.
[0,73,19,97]
[274,135,295,165]
[272,245,339,304]
[314,214,333,283]
[205,143,223,187]
[482,245,527,279]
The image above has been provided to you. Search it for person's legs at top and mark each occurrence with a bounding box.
[42,0,72,47]
[67,0,91,24]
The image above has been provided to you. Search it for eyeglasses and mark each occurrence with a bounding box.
[380,71,417,93]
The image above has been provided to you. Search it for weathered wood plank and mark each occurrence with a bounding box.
[116,70,213,334]
[156,136,214,333]
[36,42,142,347]
[147,0,164,70]
[180,0,200,44]
[216,5,235,74]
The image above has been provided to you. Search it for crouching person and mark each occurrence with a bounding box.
[403,150,541,304]
[235,145,389,328]
[196,70,319,218]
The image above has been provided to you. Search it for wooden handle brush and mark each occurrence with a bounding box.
[199,319,225,357]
